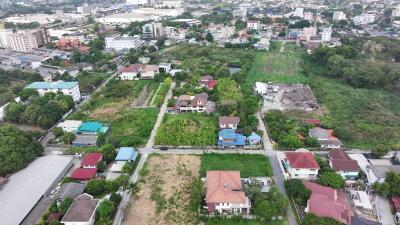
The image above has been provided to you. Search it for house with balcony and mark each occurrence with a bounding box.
[278,150,319,179]
[118,64,143,80]
[205,171,251,214]
[309,127,343,149]
[329,149,360,180]
[218,116,240,130]
[175,93,213,113]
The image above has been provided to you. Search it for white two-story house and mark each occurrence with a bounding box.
[278,150,320,180]
[218,116,240,130]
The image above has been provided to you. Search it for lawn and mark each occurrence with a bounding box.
[200,217,285,225]
[155,114,217,146]
[247,51,308,84]
[200,153,273,177]
[105,108,159,147]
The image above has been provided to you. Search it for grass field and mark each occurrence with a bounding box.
[106,108,159,147]
[200,217,285,225]
[247,51,308,84]
[155,114,217,146]
[200,153,273,177]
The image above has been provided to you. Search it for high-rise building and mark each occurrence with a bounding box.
[8,32,39,52]
[105,34,142,51]
[142,22,164,40]
[0,29,12,48]
[294,8,304,18]
[333,11,347,21]
[321,27,332,42]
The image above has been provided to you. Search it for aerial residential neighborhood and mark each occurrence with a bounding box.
[0,0,400,225]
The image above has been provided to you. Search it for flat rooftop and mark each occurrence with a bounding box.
[0,155,73,225]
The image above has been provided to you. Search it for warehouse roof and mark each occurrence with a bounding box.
[0,155,73,225]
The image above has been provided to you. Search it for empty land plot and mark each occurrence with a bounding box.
[200,153,272,178]
[200,217,285,225]
[155,114,217,146]
[247,52,307,84]
[126,154,201,225]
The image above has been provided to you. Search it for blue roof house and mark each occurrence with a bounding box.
[77,122,109,134]
[247,132,262,146]
[218,129,245,148]
[115,147,138,161]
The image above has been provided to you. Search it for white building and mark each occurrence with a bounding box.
[126,0,148,5]
[304,11,313,21]
[207,24,235,42]
[8,32,39,53]
[294,7,304,18]
[247,20,260,30]
[159,63,171,73]
[392,8,400,18]
[118,64,143,80]
[303,27,317,40]
[105,34,142,51]
[333,11,347,21]
[77,4,96,14]
[321,27,332,42]
[63,32,85,43]
[232,8,247,19]
[0,29,11,48]
[57,120,82,133]
[143,22,164,39]
[25,81,81,102]
[160,0,183,8]
[277,150,320,180]
[353,13,376,26]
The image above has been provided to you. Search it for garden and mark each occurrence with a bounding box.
[199,153,273,178]
[155,114,217,146]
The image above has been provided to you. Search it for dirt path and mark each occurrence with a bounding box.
[125,154,200,225]
[148,84,162,106]
[279,40,286,53]
[131,85,149,108]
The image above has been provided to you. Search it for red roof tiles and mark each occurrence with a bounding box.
[330,149,360,172]
[392,196,400,212]
[285,152,320,169]
[206,171,246,204]
[82,153,103,167]
[119,64,143,73]
[71,168,97,180]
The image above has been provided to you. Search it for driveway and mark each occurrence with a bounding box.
[375,196,395,225]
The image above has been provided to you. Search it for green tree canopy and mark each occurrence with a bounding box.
[318,172,345,189]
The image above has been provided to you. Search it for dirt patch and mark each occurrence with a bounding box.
[125,154,201,225]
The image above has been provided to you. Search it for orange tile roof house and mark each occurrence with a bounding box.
[205,171,251,214]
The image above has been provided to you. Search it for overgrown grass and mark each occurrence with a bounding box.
[200,153,272,177]
[106,108,159,147]
[155,113,217,146]
[200,216,285,225]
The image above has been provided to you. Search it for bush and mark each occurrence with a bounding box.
[318,172,345,189]
[59,198,73,215]
[285,179,311,206]
[61,132,76,144]
[52,127,64,138]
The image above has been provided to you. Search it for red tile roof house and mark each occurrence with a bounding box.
[118,64,143,80]
[303,181,352,224]
[176,93,210,113]
[199,75,218,90]
[205,171,251,215]
[82,153,103,169]
[71,168,97,181]
[61,193,99,225]
[278,150,320,179]
[392,196,400,224]
[219,116,240,130]
[309,127,344,149]
[329,149,360,180]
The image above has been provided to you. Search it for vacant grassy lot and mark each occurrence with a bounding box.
[200,217,285,225]
[155,114,217,146]
[310,76,400,149]
[200,153,272,178]
[105,108,159,147]
[69,80,150,121]
[126,154,201,225]
[247,51,307,84]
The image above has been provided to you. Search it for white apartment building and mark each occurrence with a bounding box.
[392,8,400,17]
[160,0,183,8]
[207,24,235,41]
[232,8,247,19]
[25,81,81,102]
[333,11,347,21]
[303,26,317,40]
[57,120,82,133]
[8,32,39,53]
[247,20,260,30]
[0,29,11,48]
[304,11,313,21]
[63,32,85,42]
[321,27,332,42]
[294,7,304,18]
[105,34,142,51]
[353,13,376,26]
[126,0,148,5]
[277,150,320,180]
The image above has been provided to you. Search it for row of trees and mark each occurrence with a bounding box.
[264,110,319,149]
[5,92,74,128]
[0,125,43,176]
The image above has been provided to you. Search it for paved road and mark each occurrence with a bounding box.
[257,111,298,225]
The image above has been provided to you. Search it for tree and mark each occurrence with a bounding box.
[97,200,115,220]
[285,179,311,205]
[58,198,73,215]
[5,102,26,122]
[244,179,262,202]
[318,172,345,189]
[86,179,106,196]
[19,89,38,101]
[97,161,106,172]
[304,137,319,148]
[100,144,116,162]
[372,145,391,157]
[0,125,43,176]
[110,192,122,206]
[61,132,76,144]
[205,32,214,42]
[373,182,390,197]
[52,127,64,138]
[49,220,62,225]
